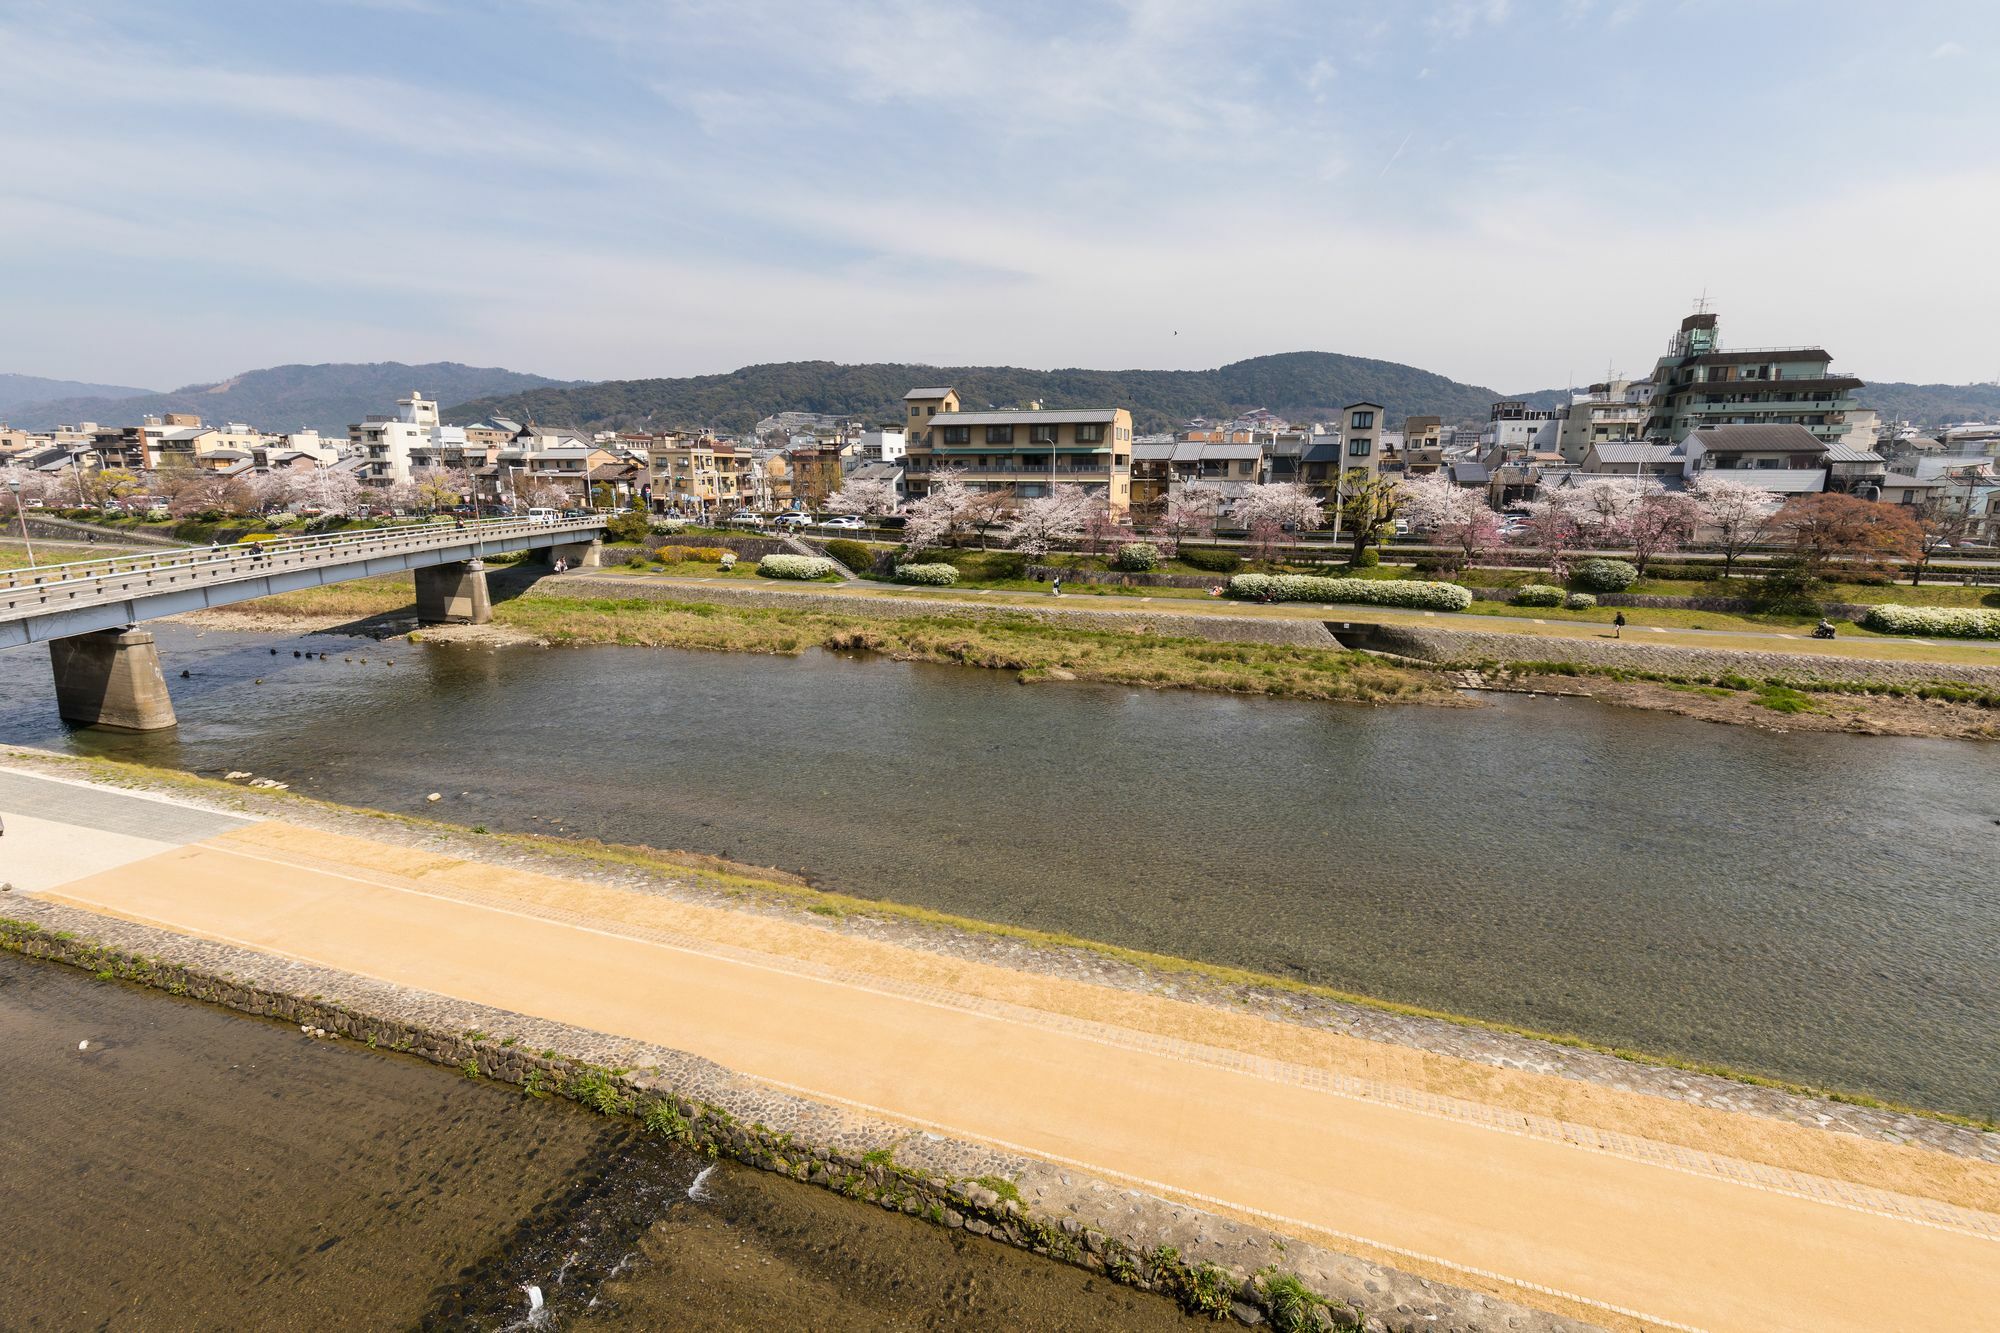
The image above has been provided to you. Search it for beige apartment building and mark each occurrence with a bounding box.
[902,387,1135,510]
[648,436,750,514]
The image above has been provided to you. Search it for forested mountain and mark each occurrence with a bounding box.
[6,362,571,434]
[1855,381,2000,428]
[445,352,1527,435]
[0,373,155,417]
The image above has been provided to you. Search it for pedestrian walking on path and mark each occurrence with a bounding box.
[1612,611,1626,639]
[1050,575,1062,597]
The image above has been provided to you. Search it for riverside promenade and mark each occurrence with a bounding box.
[4,762,1998,1333]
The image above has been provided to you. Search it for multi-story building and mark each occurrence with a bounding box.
[787,443,845,511]
[648,436,750,515]
[1644,311,1863,446]
[901,387,1134,510]
[348,391,440,487]
[1479,401,1559,461]
[1555,380,1651,463]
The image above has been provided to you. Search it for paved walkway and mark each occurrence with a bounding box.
[6,770,1998,1333]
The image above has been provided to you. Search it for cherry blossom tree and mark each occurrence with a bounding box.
[1398,473,1500,572]
[307,465,365,516]
[245,470,297,514]
[1687,475,1779,578]
[824,478,899,517]
[962,489,1013,549]
[1160,482,1224,550]
[899,467,970,554]
[1623,491,1705,574]
[0,467,50,514]
[1514,492,1589,577]
[1003,484,1091,558]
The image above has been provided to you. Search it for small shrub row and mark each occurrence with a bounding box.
[1178,547,1242,574]
[1570,557,1638,592]
[648,543,730,564]
[1113,542,1160,572]
[893,562,959,586]
[1859,605,2000,639]
[1512,584,1565,607]
[1228,573,1472,611]
[757,554,837,580]
[1566,592,1597,610]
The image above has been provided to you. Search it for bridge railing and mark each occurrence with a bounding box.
[0,515,604,615]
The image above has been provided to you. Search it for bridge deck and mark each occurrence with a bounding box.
[0,516,605,649]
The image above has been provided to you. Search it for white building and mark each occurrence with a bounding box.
[347,391,441,487]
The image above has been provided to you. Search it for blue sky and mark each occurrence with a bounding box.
[3,0,1996,394]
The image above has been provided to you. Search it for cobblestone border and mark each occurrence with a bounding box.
[0,900,1599,1333]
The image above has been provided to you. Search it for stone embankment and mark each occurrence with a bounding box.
[0,901,1590,1333]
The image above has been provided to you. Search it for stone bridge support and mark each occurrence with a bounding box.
[544,538,602,570]
[48,627,177,731]
[413,559,493,625]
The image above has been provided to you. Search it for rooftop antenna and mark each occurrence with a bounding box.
[1692,288,1711,316]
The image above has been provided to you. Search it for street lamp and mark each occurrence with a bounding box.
[7,475,36,568]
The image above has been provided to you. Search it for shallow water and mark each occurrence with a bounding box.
[2,623,1996,1116]
[0,952,1195,1330]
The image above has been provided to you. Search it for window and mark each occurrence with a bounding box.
[1350,411,1375,430]
[1074,423,1103,443]
[940,426,971,445]
[1348,438,1372,457]
[986,425,1016,444]
[1030,425,1058,445]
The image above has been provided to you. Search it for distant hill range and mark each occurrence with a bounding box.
[447,353,1547,436]
[0,373,155,418]
[1853,381,2000,430]
[4,362,571,435]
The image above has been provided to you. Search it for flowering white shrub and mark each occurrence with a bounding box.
[1113,542,1159,572]
[1859,605,2000,638]
[1227,574,1472,611]
[1565,592,1598,610]
[1570,558,1638,592]
[893,562,959,585]
[756,554,836,580]
[1512,584,1565,607]
[718,551,737,570]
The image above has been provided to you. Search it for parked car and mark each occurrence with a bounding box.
[772,511,811,528]
[819,514,867,531]
[727,510,767,528]
[527,507,560,526]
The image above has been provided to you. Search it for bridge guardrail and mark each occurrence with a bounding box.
[0,516,604,620]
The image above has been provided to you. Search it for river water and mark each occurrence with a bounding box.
[0,952,1194,1330]
[1,624,1995,1118]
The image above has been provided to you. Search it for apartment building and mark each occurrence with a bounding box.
[348,391,440,486]
[648,436,750,514]
[1555,380,1651,463]
[1644,311,1864,446]
[902,387,1134,510]
[1479,401,1559,461]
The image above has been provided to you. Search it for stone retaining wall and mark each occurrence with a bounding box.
[0,904,1592,1333]
[1331,623,2000,689]
[540,574,1345,649]
[1461,586,1879,618]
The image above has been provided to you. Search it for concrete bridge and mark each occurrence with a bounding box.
[1,516,607,731]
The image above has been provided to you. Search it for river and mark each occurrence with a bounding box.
[0,951,1195,1330]
[1,623,1995,1118]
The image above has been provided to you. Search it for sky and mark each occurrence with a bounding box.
[3,0,1997,394]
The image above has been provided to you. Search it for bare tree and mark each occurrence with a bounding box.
[1907,495,1976,585]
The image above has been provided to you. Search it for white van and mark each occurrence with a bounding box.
[527,507,559,526]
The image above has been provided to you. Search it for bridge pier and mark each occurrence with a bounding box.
[48,627,177,731]
[544,538,602,570]
[413,559,493,625]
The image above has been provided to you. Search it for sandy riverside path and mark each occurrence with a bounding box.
[12,791,1999,1333]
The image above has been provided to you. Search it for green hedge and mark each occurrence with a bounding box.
[756,554,837,580]
[824,539,875,572]
[893,562,959,586]
[1227,573,1472,611]
[1859,605,2000,638]
[1571,558,1638,592]
[1179,547,1242,573]
[1512,584,1565,607]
